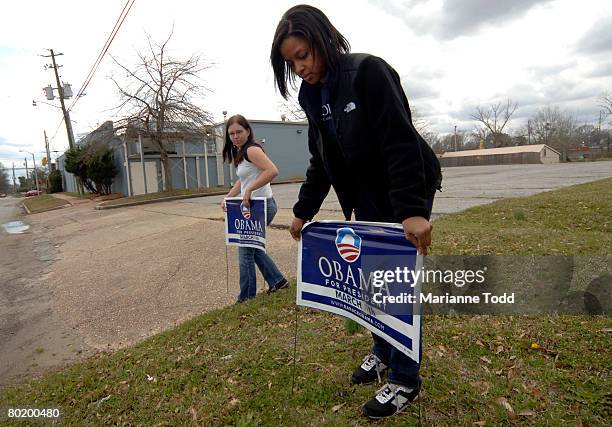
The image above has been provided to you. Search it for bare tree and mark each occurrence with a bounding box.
[277,89,306,121]
[432,130,468,154]
[0,162,10,193]
[411,108,439,147]
[470,99,518,147]
[472,126,489,148]
[111,32,213,190]
[528,105,577,161]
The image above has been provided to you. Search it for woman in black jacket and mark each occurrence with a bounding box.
[271,4,442,419]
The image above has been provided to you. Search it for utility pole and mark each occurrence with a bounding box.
[12,163,16,193]
[20,150,40,193]
[454,125,458,152]
[32,154,40,194]
[24,157,29,190]
[598,111,603,135]
[527,119,532,144]
[43,49,81,194]
[44,49,75,150]
[44,130,51,173]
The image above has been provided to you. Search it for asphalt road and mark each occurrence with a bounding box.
[0,197,91,387]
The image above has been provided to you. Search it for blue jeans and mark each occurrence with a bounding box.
[369,196,435,387]
[238,197,285,301]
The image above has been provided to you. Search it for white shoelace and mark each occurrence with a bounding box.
[375,384,411,409]
[361,354,387,383]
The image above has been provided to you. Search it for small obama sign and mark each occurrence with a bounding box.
[225,197,267,252]
[297,220,422,363]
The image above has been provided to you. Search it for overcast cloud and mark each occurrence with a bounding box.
[1,0,611,172]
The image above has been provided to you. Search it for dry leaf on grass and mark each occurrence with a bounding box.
[480,356,492,364]
[518,410,535,417]
[331,403,345,413]
[531,387,543,400]
[496,397,516,419]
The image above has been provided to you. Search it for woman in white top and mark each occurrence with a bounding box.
[222,114,288,302]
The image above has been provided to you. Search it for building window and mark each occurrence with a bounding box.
[205,142,216,155]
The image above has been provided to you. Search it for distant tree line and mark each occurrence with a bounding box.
[0,162,10,193]
[421,94,612,161]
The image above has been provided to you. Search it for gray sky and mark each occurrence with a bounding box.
[1,0,611,171]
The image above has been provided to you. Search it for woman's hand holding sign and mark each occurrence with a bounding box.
[242,188,253,208]
[402,216,432,256]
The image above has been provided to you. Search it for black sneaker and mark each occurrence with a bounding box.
[267,278,289,294]
[351,353,388,385]
[362,379,422,419]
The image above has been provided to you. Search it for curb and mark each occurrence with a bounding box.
[21,202,31,215]
[21,200,72,215]
[93,180,305,211]
[95,191,228,210]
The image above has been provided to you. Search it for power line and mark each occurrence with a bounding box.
[48,0,136,147]
[67,0,136,112]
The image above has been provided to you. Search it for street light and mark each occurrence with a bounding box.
[19,150,40,194]
[32,99,60,109]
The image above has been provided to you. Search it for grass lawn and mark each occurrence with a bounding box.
[57,192,89,198]
[21,194,70,214]
[2,179,611,425]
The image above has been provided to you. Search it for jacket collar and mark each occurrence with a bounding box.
[298,53,367,114]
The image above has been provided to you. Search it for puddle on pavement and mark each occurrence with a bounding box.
[2,221,30,234]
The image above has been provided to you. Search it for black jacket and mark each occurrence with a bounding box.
[293,53,442,223]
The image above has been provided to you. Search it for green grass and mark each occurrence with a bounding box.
[21,194,70,214]
[98,187,227,207]
[2,179,611,426]
[432,177,612,255]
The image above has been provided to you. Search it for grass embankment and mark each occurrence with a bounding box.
[2,179,611,425]
[98,187,227,207]
[21,194,70,214]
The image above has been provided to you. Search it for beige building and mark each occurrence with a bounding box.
[439,144,560,167]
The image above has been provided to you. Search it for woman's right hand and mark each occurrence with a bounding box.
[289,217,306,241]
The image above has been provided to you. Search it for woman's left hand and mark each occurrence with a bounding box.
[242,189,252,208]
[401,216,432,256]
